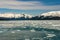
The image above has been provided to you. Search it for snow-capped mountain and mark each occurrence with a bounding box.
[0,11,60,20]
[36,11,60,20]
[30,11,60,20]
[41,11,60,17]
[0,13,32,18]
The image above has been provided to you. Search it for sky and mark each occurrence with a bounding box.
[0,0,60,15]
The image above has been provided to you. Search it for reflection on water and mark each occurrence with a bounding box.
[0,20,60,40]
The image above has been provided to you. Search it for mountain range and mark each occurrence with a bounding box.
[0,11,60,20]
[31,11,60,20]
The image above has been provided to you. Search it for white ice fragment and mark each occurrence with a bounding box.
[17,30,21,31]
[30,29,35,32]
[47,34,56,38]
[52,24,60,26]
[0,31,3,33]
[11,31,15,33]
[25,39,30,40]
[24,27,26,28]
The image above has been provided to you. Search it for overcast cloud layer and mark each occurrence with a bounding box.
[0,0,60,10]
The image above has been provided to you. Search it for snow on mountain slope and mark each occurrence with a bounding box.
[23,14,32,18]
[0,13,32,18]
[41,11,60,17]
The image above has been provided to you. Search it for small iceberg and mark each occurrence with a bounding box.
[30,29,36,32]
[17,30,21,31]
[11,31,15,33]
[0,31,3,33]
[47,34,56,38]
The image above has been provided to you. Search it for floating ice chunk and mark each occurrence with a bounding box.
[24,27,26,28]
[47,34,56,38]
[35,26,39,28]
[25,39,30,40]
[32,38,40,40]
[52,24,60,26]
[30,29,35,32]
[0,31,3,33]
[44,37,46,38]
[17,30,21,31]
[11,31,15,33]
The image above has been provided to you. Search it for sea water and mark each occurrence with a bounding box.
[0,20,60,40]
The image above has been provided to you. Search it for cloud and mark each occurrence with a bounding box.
[0,0,60,10]
[0,0,16,1]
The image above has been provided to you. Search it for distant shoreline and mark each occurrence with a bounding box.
[0,20,59,21]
